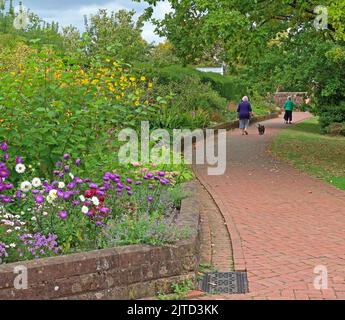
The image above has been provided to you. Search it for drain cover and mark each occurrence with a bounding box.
[199,272,249,294]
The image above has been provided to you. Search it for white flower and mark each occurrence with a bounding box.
[91,196,100,206]
[46,195,54,204]
[79,195,85,202]
[6,229,12,234]
[31,217,37,221]
[69,172,75,180]
[20,181,32,193]
[15,163,26,174]
[14,227,21,231]
[49,189,58,199]
[81,206,89,214]
[58,182,65,189]
[9,243,16,248]
[32,178,42,188]
[42,212,48,217]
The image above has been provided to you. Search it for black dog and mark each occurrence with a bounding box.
[258,124,266,135]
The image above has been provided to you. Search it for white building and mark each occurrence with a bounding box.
[196,66,225,76]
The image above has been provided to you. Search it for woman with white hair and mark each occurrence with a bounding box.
[284,96,295,124]
[237,96,253,135]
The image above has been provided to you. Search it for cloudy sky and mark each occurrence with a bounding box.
[12,0,171,43]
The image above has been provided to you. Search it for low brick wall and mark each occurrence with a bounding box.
[212,112,281,131]
[0,183,201,300]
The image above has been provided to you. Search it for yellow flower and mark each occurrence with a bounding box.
[135,101,140,107]
[91,79,99,85]
[140,76,146,81]
[130,76,136,82]
[81,79,89,85]
[148,82,153,88]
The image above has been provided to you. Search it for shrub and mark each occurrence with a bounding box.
[316,102,345,133]
[328,123,345,136]
[199,72,246,102]
[147,76,227,129]
[0,46,160,177]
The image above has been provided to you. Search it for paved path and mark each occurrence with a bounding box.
[194,112,345,300]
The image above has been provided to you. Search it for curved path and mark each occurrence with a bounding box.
[194,113,345,300]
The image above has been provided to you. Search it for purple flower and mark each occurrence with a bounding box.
[2,196,12,203]
[127,191,133,196]
[53,170,60,176]
[74,177,83,184]
[0,242,7,258]
[147,196,154,202]
[0,142,8,152]
[125,186,132,191]
[35,195,44,204]
[99,207,110,214]
[3,154,9,161]
[89,183,98,189]
[135,181,142,185]
[63,154,70,160]
[58,211,68,220]
[67,182,76,189]
[72,200,80,206]
[158,171,166,177]
[15,156,23,164]
[0,167,9,178]
[116,182,124,189]
[57,190,64,198]
[55,161,62,167]
[15,190,22,199]
[75,158,81,166]
[64,165,70,173]
[126,178,133,184]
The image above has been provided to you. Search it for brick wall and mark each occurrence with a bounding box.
[0,183,201,300]
[274,92,308,107]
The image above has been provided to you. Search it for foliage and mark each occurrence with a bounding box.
[83,9,150,63]
[0,46,159,176]
[147,76,227,129]
[316,102,345,133]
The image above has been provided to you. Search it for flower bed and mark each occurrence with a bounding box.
[0,142,191,265]
[0,182,200,300]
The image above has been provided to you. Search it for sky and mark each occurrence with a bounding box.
[10,0,171,43]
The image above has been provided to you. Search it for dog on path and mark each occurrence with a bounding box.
[257,124,266,135]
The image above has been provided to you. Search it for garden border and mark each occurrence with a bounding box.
[0,182,201,300]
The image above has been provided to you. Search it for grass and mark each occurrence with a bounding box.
[270,117,345,191]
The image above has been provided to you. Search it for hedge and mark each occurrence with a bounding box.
[133,63,246,101]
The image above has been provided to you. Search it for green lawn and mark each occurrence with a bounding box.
[270,118,345,191]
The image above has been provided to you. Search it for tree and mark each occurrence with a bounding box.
[84,9,150,62]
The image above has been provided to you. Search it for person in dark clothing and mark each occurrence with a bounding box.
[237,96,253,135]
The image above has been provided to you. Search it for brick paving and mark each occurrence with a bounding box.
[193,113,345,300]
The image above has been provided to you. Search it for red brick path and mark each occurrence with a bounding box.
[194,113,345,300]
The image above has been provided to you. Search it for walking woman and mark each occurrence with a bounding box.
[237,96,253,135]
[284,96,295,124]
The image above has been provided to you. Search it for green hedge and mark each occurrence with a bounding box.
[133,63,245,101]
[316,102,345,133]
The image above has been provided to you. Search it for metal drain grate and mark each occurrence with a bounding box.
[199,272,249,294]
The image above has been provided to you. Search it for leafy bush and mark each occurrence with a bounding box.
[147,76,227,129]
[199,72,247,102]
[328,123,345,136]
[316,102,345,133]
[0,46,159,176]
[104,212,189,246]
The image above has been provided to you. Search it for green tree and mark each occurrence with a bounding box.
[84,9,150,62]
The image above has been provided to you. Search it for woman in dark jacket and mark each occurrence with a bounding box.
[237,96,253,135]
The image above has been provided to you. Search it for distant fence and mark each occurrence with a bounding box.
[274,92,308,107]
